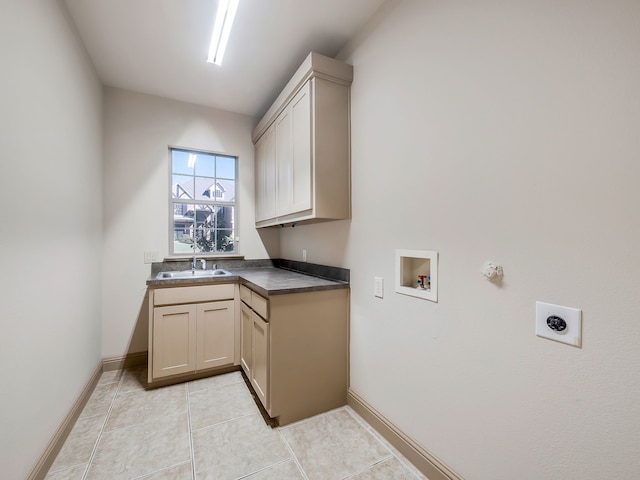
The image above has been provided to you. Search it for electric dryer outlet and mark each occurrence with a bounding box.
[535,301,582,348]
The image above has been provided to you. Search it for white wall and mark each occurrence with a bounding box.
[281,0,640,478]
[0,1,103,477]
[102,88,278,358]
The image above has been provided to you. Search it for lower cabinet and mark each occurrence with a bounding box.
[196,300,235,370]
[148,279,349,427]
[152,303,197,379]
[240,284,349,426]
[250,310,269,408]
[149,284,236,383]
[241,302,269,406]
[240,303,253,376]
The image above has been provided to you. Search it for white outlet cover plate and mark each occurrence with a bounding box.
[535,301,582,348]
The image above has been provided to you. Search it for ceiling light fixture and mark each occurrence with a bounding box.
[207,0,239,66]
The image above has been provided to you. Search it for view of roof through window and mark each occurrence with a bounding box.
[170,148,237,254]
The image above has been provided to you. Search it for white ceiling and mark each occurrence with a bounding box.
[63,0,386,118]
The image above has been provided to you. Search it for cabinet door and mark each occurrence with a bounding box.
[274,81,312,218]
[240,302,253,377]
[152,304,197,379]
[275,106,293,216]
[255,126,276,221]
[251,311,270,410]
[290,80,312,214]
[196,300,235,371]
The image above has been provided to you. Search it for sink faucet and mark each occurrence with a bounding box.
[192,256,207,272]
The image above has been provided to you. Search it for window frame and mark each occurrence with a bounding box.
[168,146,239,257]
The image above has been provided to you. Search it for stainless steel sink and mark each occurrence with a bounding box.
[156,269,232,279]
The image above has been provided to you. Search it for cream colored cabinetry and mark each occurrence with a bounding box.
[240,300,270,407]
[196,300,235,370]
[240,302,253,376]
[252,52,353,227]
[274,81,311,217]
[149,284,236,383]
[152,304,197,378]
[239,284,349,426]
[240,285,270,407]
[255,127,276,222]
[250,309,269,407]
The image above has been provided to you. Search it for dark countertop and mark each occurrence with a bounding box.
[146,266,349,297]
[236,268,348,297]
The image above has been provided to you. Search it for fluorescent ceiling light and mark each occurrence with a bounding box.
[207,0,239,65]
[187,153,197,168]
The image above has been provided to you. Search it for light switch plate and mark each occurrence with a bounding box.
[374,277,384,298]
[144,251,160,264]
[536,301,582,348]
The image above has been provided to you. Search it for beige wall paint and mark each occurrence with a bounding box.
[281,0,640,478]
[102,88,278,358]
[0,1,103,477]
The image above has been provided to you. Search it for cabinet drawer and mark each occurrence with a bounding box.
[240,284,269,320]
[154,284,234,306]
[240,285,252,305]
[251,292,269,320]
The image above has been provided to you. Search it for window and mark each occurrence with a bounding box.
[170,148,237,255]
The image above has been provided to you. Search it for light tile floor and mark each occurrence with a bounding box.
[46,367,428,480]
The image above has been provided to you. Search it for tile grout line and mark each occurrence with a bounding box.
[79,371,125,480]
[340,455,394,480]
[124,379,192,479]
[49,372,425,480]
[126,379,193,479]
[131,461,192,480]
[343,406,425,480]
[235,458,292,479]
[275,406,397,480]
[44,412,107,476]
[186,383,197,480]
[344,405,393,449]
[276,427,310,480]
[329,406,398,480]
[276,410,321,433]
[188,378,245,396]
[46,462,89,477]
[189,411,259,433]
[339,406,425,480]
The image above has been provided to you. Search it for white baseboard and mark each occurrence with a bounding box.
[348,388,463,480]
[30,359,461,480]
[27,352,147,480]
[102,351,148,371]
[27,361,103,480]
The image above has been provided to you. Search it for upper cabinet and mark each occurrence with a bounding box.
[252,52,353,228]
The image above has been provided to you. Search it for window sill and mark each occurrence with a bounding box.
[164,254,245,262]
